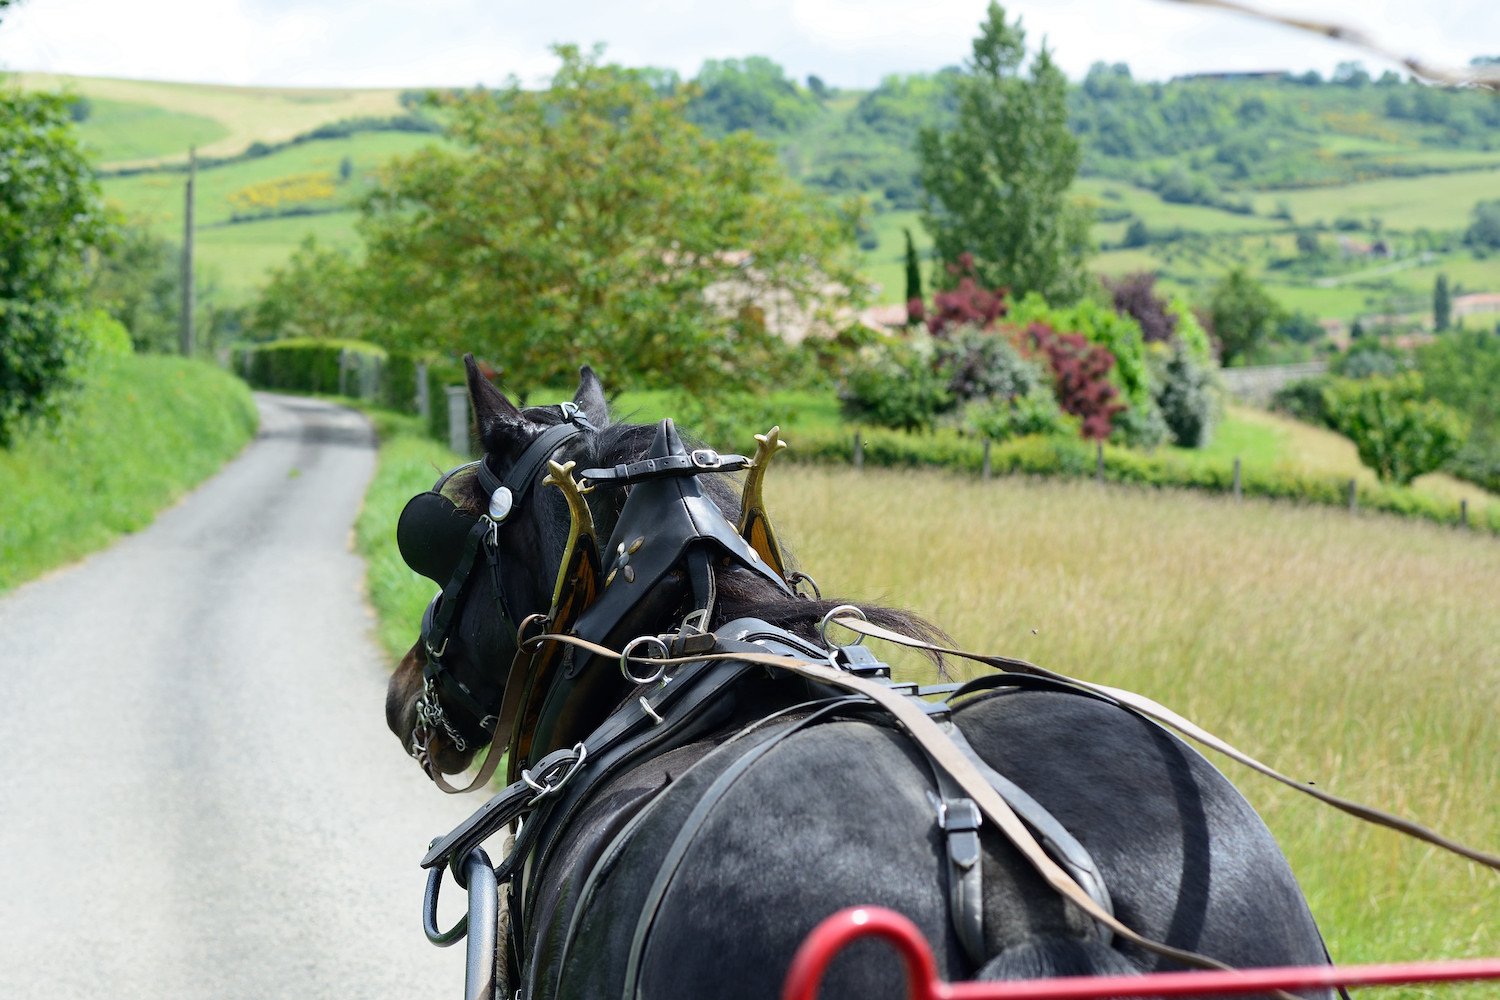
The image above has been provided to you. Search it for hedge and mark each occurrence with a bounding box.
[786,426,1499,534]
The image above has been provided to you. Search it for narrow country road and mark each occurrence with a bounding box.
[0,394,477,1000]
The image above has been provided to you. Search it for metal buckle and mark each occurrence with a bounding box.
[520,742,587,801]
[690,449,721,470]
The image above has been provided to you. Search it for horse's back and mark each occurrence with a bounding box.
[538,688,1331,999]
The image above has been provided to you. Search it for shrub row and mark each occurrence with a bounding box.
[231,340,470,450]
[784,427,1498,534]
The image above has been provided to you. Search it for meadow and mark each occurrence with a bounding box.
[355,422,1499,996]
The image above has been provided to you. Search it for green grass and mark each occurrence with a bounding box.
[195,210,362,296]
[0,353,259,592]
[1253,167,1500,231]
[77,97,230,163]
[16,73,407,167]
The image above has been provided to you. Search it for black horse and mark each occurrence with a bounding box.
[386,360,1336,1000]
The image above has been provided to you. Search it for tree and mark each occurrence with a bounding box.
[1322,373,1467,485]
[687,56,819,134]
[903,228,923,325]
[249,237,363,342]
[1466,200,1500,250]
[1433,273,1452,332]
[917,2,1091,304]
[357,46,858,393]
[1206,268,1281,366]
[0,85,109,446]
[85,221,180,353]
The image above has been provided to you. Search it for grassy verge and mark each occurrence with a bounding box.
[0,354,258,592]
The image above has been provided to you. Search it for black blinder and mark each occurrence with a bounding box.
[398,491,479,585]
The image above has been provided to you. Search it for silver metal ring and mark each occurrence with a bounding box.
[819,604,868,648]
[619,635,671,685]
[788,571,822,599]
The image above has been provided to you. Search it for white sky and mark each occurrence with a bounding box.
[1,0,1495,89]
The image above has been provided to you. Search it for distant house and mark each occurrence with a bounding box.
[1453,292,1500,321]
[858,303,910,334]
[1336,237,1391,259]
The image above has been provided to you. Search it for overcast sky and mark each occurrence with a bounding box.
[1,0,1494,89]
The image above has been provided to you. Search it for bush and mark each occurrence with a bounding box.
[965,385,1076,443]
[933,327,1044,404]
[839,337,952,432]
[1023,321,1124,441]
[1322,373,1468,485]
[232,339,387,397]
[1271,376,1332,426]
[1152,341,1218,448]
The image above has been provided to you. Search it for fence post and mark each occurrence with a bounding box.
[1233,457,1242,502]
[1095,440,1104,482]
[853,431,863,471]
[338,349,350,397]
[415,363,430,421]
[446,386,472,456]
[1460,498,1468,528]
[981,439,992,480]
[1347,478,1357,514]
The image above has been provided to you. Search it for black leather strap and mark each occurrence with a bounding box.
[578,449,750,486]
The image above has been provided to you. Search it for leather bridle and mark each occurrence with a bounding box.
[397,405,596,779]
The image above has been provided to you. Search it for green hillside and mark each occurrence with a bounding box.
[19,67,1500,328]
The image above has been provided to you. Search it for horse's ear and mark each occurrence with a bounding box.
[465,354,535,454]
[573,365,608,427]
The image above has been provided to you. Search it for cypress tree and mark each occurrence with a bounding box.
[1433,273,1452,332]
[903,228,924,324]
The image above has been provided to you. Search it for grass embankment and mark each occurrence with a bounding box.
[357,429,1498,991]
[0,354,259,592]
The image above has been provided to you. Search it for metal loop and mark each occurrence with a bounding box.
[520,742,588,801]
[516,612,550,650]
[620,635,671,686]
[819,604,869,649]
[788,571,822,600]
[423,846,492,945]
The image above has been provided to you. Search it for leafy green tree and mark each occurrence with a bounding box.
[1322,373,1467,485]
[917,2,1091,304]
[85,221,180,353]
[1416,329,1500,490]
[249,237,363,342]
[1466,200,1500,250]
[1206,267,1281,366]
[0,85,109,446]
[358,45,858,393]
[1433,273,1452,332]
[687,56,819,134]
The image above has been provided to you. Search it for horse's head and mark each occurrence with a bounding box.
[386,356,615,779]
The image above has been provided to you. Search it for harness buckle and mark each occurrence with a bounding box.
[520,742,588,801]
[690,448,722,469]
[834,643,891,679]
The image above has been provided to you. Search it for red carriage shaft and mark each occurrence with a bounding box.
[783,907,1500,1000]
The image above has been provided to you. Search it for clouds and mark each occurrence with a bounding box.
[0,0,1493,88]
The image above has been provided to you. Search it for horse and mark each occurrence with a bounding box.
[385,357,1338,1000]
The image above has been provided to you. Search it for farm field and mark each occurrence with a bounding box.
[15,72,406,168]
[764,464,1499,994]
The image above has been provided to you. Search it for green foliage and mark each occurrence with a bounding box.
[0,86,110,447]
[232,338,387,398]
[965,385,1074,443]
[1416,329,1500,491]
[839,336,952,432]
[249,236,363,341]
[1271,376,1332,426]
[1465,200,1500,250]
[1206,267,1282,366]
[1322,373,1468,485]
[687,56,820,134]
[934,326,1043,405]
[1432,273,1451,332]
[917,2,1090,304]
[902,228,922,316]
[1009,292,1162,444]
[0,353,257,592]
[358,45,858,395]
[1151,341,1219,448]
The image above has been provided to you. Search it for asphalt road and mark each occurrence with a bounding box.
[0,394,477,1000]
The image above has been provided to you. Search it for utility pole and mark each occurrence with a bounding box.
[180,146,196,356]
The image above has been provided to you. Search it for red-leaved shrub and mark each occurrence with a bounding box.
[1023,321,1124,440]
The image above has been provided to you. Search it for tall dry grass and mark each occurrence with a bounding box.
[765,465,1499,989]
